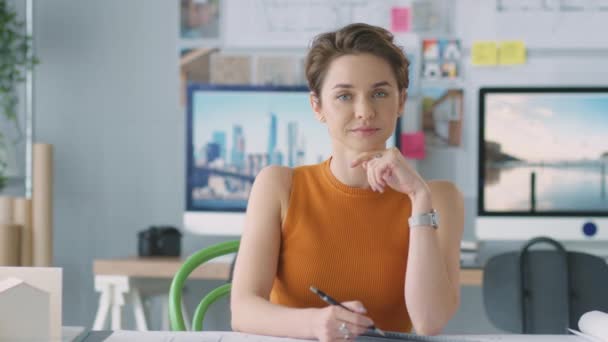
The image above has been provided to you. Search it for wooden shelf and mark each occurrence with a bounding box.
[93,256,234,280]
[94,256,483,286]
[460,268,483,286]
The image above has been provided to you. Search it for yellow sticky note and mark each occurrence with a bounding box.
[471,41,498,66]
[499,40,527,65]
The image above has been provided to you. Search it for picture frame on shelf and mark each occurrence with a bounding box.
[422,38,462,81]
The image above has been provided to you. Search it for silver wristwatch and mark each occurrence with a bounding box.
[408,209,439,229]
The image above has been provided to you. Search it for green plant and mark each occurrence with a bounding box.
[0,0,39,190]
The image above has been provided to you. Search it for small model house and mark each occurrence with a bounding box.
[0,277,50,341]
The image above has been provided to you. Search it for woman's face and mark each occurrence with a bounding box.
[311,53,405,154]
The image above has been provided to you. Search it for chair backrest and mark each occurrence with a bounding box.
[169,240,240,331]
[483,237,608,334]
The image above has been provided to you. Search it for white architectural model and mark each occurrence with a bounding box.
[0,267,62,340]
[0,277,50,340]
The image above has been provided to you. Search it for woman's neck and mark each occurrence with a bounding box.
[329,152,371,189]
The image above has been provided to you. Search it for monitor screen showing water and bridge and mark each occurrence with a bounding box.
[477,87,608,242]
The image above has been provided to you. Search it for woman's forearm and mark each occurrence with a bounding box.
[405,228,458,335]
[231,295,318,339]
[404,193,459,335]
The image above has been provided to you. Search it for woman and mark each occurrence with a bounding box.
[231,23,464,341]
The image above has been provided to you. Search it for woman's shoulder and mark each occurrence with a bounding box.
[255,166,294,222]
[255,165,294,193]
[257,164,293,177]
[427,180,463,201]
[255,161,326,194]
[256,161,323,183]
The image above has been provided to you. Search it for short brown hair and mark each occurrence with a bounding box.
[305,23,410,98]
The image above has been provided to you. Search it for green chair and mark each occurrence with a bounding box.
[169,240,240,331]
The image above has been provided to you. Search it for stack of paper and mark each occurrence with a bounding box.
[460,240,479,267]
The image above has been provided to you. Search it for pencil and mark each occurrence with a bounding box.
[310,286,386,336]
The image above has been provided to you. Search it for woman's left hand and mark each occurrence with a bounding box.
[350,147,429,199]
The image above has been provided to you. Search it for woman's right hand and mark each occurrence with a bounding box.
[311,301,375,342]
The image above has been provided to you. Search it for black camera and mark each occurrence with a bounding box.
[138,226,182,257]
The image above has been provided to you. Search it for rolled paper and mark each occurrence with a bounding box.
[32,143,53,267]
[14,197,33,266]
[578,310,608,341]
[0,196,14,224]
[0,223,21,265]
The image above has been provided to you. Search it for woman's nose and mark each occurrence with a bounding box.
[355,98,375,120]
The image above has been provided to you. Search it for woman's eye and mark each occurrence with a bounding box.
[337,94,352,101]
[373,91,388,98]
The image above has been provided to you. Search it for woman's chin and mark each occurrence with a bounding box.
[350,143,387,153]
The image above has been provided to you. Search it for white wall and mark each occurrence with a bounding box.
[30,0,608,332]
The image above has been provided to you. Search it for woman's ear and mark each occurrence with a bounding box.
[310,92,325,122]
[398,89,407,117]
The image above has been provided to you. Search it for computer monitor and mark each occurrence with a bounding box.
[477,87,608,241]
[184,84,401,235]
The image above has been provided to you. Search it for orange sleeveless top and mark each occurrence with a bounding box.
[269,159,413,332]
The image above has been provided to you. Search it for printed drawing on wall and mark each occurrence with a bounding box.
[421,87,463,147]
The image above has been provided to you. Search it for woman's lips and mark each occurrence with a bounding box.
[350,127,380,136]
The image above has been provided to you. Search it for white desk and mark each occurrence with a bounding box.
[77,330,585,342]
[92,255,234,331]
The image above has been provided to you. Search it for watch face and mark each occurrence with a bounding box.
[431,215,438,226]
[430,210,439,227]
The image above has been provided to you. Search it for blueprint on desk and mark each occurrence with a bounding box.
[77,331,586,342]
[359,330,482,342]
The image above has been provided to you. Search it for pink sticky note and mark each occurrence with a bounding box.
[400,131,426,160]
[391,7,411,32]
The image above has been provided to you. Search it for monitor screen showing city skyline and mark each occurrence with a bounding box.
[186,85,399,212]
[479,88,608,215]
